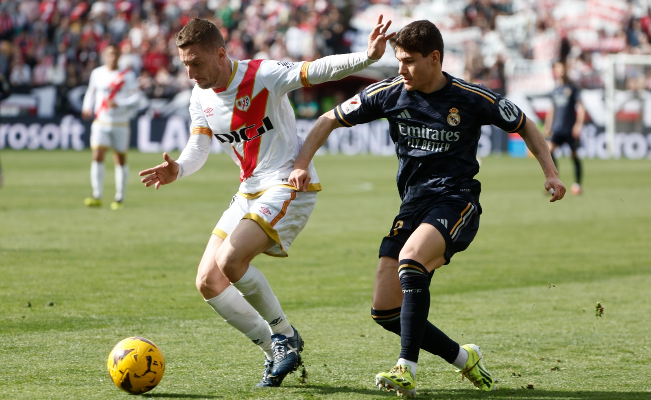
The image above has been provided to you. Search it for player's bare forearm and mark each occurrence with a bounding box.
[295,110,341,170]
[517,117,566,201]
[518,118,556,177]
[290,110,342,191]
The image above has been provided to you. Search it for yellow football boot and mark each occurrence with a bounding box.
[458,344,497,391]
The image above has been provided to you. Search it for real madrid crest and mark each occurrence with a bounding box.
[447,108,460,126]
[235,96,251,112]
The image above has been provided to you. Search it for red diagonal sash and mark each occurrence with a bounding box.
[230,60,269,181]
[95,69,130,118]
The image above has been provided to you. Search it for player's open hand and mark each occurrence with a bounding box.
[139,152,179,189]
[545,177,566,202]
[367,15,396,61]
[289,168,311,192]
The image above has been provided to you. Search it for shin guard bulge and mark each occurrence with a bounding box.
[233,265,293,337]
[398,259,430,363]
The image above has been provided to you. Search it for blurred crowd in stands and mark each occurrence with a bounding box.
[1,0,651,115]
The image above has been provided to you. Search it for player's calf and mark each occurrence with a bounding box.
[371,307,402,335]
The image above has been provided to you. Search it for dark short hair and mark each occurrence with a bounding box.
[175,18,225,51]
[390,20,444,64]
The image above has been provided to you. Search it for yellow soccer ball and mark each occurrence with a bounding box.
[107,337,165,394]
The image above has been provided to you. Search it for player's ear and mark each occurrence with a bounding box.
[216,46,226,60]
[430,50,440,66]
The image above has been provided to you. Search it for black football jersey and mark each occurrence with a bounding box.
[550,83,580,135]
[334,72,526,212]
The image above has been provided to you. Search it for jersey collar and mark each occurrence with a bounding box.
[213,60,239,94]
[417,71,452,98]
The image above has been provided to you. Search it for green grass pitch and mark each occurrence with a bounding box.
[1,150,650,399]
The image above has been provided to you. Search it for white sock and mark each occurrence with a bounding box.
[452,345,468,369]
[397,358,417,377]
[233,265,294,337]
[205,285,273,359]
[90,161,105,199]
[114,164,128,202]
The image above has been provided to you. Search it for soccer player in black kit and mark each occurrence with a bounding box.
[290,20,566,397]
[544,61,586,196]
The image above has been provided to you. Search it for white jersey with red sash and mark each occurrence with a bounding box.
[82,66,139,124]
[189,59,321,195]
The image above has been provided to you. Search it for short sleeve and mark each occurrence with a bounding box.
[258,60,309,97]
[482,94,526,133]
[189,89,212,138]
[573,86,581,104]
[333,84,384,127]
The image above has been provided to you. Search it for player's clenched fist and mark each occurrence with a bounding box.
[139,152,179,189]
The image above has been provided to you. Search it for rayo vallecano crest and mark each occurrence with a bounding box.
[235,96,251,112]
[447,107,460,126]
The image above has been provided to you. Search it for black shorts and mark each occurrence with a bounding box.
[551,131,579,151]
[379,197,482,264]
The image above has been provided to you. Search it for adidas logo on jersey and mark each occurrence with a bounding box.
[437,218,448,228]
[397,109,412,119]
[214,116,275,143]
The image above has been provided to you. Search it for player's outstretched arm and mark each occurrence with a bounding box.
[517,117,566,202]
[299,15,395,87]
[139,153,179,190]
[290,110,343,191]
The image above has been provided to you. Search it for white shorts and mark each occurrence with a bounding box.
[212,186,317,257]
[90,121,130,154]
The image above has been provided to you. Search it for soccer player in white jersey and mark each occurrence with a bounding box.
[82,45,140,210]
[138,17,395,387]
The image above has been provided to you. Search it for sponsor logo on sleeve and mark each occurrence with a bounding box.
[203,107,214,117]
[447,108,460,126]
[341,94,362,115]
[498,98,519,122]
[276,61,294,69]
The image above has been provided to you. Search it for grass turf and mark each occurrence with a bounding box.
[0,150,650,399]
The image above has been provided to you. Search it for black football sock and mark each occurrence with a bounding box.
[371,307,402,334]
[372,306,460,364]
[573,156,582,185]
[398,259,430,363]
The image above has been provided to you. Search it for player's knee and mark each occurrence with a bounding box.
[214,250,244,283]
[195,270,211,295]
[371,307,401,335]
[195,267,229,298]
[398,259,431,290]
